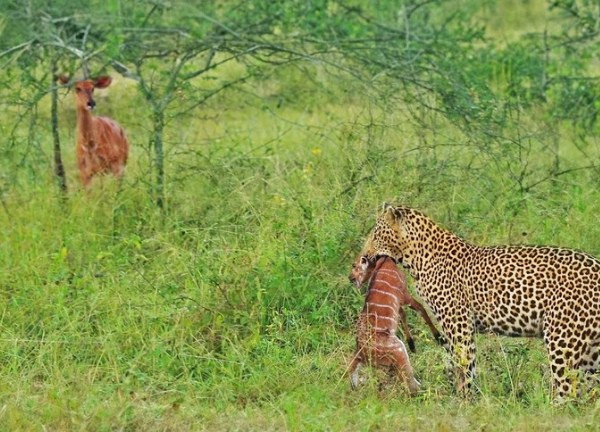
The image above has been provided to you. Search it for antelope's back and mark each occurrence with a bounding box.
[95,116,129,164]
[362,259,404,328]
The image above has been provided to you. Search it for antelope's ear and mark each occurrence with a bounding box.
[94,75,113,89]
[360,256,369,266]
[57,74,70,85]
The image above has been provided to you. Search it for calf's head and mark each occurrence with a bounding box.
[349,255,376,289]
[57,75,113,111]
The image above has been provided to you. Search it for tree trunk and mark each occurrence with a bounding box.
[152,109,165,209]
[51,62,68,196]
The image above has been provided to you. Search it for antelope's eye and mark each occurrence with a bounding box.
[75,88,82,93]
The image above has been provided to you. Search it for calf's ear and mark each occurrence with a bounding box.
[94,75,113,89]
[57,74,70,85]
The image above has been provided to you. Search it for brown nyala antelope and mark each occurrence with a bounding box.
[349,255,444,353]
[58,75,129,188]
[347,255,425,394]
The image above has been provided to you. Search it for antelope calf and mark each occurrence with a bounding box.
[349,255,444,352]
[348,255,439,394]
[58,75,129,188]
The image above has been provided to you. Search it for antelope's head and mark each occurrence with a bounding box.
[58,75,113,111]
[348,254,376,289]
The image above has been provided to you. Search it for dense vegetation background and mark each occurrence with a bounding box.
[2,0,600,429]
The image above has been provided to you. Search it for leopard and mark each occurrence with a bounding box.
[360,203,600,402]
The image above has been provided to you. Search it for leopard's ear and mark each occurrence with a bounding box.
[382,204,399,225]
[381,202,393,212]
[391,206,406,221]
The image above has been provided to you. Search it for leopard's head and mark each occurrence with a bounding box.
[361,203,433,270]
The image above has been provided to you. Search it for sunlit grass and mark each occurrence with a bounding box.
[3,94,600,429]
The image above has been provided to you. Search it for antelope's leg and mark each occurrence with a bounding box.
[389,339,420,395]
[397,308,416,353]
[348,351,363,390]
[407,297,445,345]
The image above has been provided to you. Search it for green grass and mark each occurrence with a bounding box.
[3,1,600,429]
[2,95,600,429]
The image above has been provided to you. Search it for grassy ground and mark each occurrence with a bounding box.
[2,92,600,430]
[3,1,600,430]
